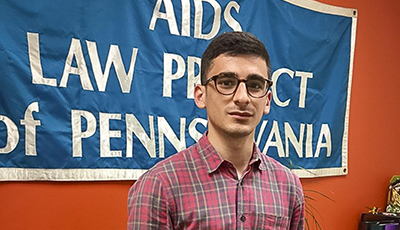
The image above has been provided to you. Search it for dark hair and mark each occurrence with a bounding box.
[201,31,271,84]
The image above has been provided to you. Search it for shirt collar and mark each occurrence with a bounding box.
[252,145,267,171]
[196,132,266,174]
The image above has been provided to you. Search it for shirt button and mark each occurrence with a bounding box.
[240,215,246,222]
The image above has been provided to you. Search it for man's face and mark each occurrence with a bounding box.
[194,54,272,139]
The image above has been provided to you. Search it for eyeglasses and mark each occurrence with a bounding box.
[202,72,273,98]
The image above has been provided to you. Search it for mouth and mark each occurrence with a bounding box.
[228,111,253,119]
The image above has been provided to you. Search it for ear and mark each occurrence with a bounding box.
[263,91,272,115]
[194,84,206,109]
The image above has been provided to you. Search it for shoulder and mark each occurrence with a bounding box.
[129,143,204,214]
[133,143,200,188]
[150,143,199,175]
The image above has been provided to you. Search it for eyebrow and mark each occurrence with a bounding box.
[247,74,267,79]
[216,72,266,79]
[216,71,236,76]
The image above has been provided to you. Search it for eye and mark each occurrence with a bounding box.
[216,76,237,88]
[220,80,234,86]
[247,79,265,90]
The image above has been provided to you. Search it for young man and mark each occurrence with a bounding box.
[128,32,305,229]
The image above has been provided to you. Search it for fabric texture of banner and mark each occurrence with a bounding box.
[0,0,357,180]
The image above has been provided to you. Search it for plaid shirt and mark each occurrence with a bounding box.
[128,134,304,230]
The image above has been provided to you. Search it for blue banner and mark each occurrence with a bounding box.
[0,0,357,180]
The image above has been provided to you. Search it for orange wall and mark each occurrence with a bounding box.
[0,0,399,229]
[301,0,400,228]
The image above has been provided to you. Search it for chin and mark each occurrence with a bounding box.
[225,126,254,138]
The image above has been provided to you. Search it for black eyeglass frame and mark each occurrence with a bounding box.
[202,72,273,98]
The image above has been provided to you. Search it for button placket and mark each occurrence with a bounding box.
[237,177,246,228]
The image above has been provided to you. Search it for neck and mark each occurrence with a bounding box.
[207,130,255,179]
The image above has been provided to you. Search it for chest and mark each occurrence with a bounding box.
[167,168,291,229]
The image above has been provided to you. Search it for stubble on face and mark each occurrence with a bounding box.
[203,54,270,140]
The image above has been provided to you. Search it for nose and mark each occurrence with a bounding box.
[233,82,250,105]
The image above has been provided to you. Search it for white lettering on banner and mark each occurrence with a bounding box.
[187,56,201,99]
[126,114,156,158]
[149,0,242,40]
[0,116,19,154]
[163,53,201,98]
[257,120,332,158]
[86,41,138,93]
[20,102,41,156]
[3,108,331,159]
[158,116,186,158]
[27,32,57,87]
[163,53,186,97]
[150,0,180,36]
[59,38,94,90]
[181,0,191,37]
[188,118,207,142]
[315,124,332,157]
[271,68,313,109]
[224,1,242,31]
[71,110,97,157]
[100,113,122,157]
[71,111,207,158]
[296,71,313,108]
[285,122,304,158]
[306,124,313,158]
[265,120,285,157]
[27,32,139,93]
[193,0,221,40]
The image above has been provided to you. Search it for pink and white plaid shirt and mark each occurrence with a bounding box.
[128,134,304,230]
